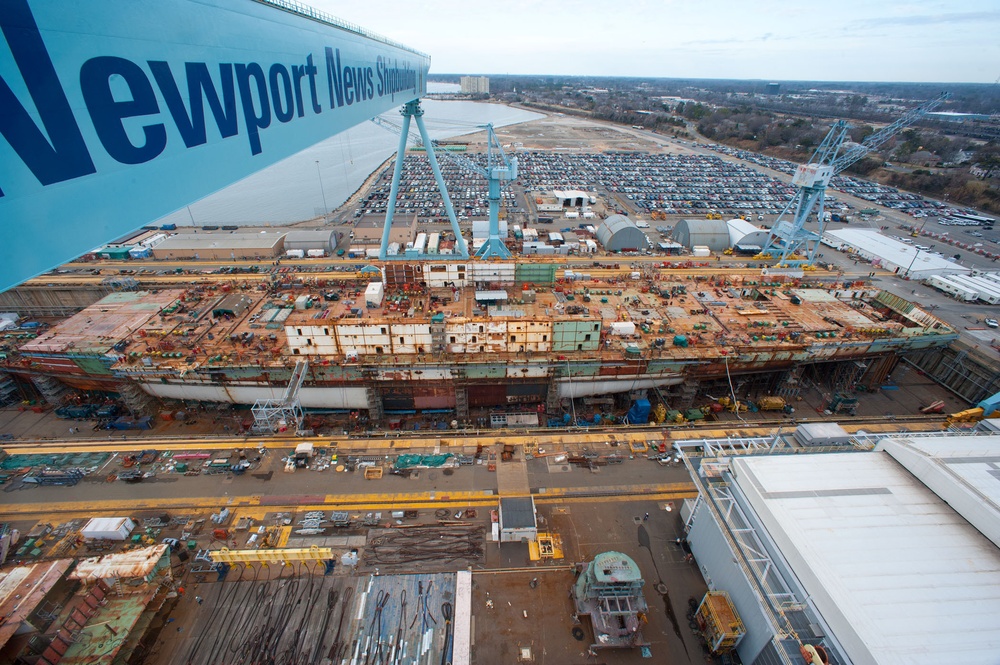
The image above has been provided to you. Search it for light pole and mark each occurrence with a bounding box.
[906,248,922,278]
[315,160,328,219]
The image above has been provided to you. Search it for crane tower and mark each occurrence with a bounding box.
[761,93,949,265]
[373,101,517,260]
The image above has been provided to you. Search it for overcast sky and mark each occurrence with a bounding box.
[311,0,999,83]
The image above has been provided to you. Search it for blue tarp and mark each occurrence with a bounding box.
[626,399,651,425]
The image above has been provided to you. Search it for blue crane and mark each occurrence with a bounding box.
[760,93,949,265]
[372,101,518,259]
[371,100,469,259]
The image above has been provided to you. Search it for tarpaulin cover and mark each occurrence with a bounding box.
[394,454,453,469]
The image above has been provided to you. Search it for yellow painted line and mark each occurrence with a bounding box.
[1,419,945,457]
[534,491,697,505]
[533,482,694,497]
[1,484,695,519]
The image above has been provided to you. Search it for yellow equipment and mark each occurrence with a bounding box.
[211,545,333,564]
[756,396,786,411]
[945,407,985,427]
[695,591,746,655]
[528,532,564,561]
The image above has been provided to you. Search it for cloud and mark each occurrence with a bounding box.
[681,33,794,47]
[847,11,1000,29]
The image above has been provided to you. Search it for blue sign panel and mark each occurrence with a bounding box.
[0,0,429,291]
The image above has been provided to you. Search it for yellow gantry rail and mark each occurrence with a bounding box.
[210,545,333,564]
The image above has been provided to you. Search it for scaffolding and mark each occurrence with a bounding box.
[250,359,308,433]
[117,380,158,417]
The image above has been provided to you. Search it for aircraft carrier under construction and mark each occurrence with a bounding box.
[1,262,957,428]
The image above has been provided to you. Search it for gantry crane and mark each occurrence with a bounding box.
[372,100,518,259]
[760,93,949,265]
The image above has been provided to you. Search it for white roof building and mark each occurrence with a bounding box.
[685,432,1000,665]
[727,218,770,249]
[825,229,971,280]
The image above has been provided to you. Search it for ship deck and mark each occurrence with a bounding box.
[7,268,955,382]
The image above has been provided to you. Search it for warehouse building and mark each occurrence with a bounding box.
[824,228,971,280]
[595,215,648,252]
[151,231,285,260]
[670,218,731,252]
[680,432,1000,665]
[552,189,596,208]
[726,218,770,253]
[352,214,418,249]
[283,229,341,255]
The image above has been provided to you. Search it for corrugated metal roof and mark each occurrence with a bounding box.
[499,497,536,529]
[826,229,971,277]
[597,214,638,237]
[155,232,285,250]
[726,218,762,244]
[879,435,1000,548]
[0,559,75,647]
[732,448,1000,665]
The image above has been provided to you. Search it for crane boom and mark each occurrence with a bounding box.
[831,93,950,174]
[760,93,950,266]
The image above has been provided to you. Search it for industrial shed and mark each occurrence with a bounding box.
[498,496,537,543]
[595,215,648,252]
[283,229,339,254]
[726,219,770,247]
[684,434,1000,665]
[212,294,253,318]
[552,189,595,207]
[353,214,417,247]
[825,229,970,280]
[151,232,285,260]
[671,218,730,252]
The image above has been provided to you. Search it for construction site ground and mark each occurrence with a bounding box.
[137,497,707,665]
[0,318,970,665]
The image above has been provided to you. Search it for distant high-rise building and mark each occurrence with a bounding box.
[765,82,780,95]
[460,76,490,94]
